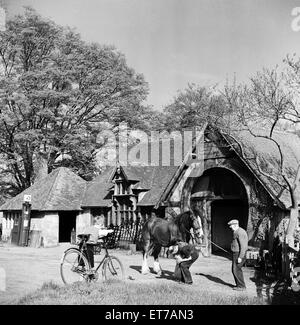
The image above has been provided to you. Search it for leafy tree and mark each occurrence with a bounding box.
[162,83,228,131]
[0,8,149,195]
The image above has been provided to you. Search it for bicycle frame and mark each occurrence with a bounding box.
[61,234,124,284]
[79,238,110,275]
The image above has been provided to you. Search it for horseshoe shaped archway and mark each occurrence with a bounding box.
[190,167,249,256]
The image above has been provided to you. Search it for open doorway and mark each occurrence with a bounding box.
[191,167,249,257]
[59,211,77,243]
[211,199,248,255]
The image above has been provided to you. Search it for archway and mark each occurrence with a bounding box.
[190,167,248,256]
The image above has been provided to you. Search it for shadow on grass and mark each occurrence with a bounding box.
[154,270,176,282]
[130,265,172,276]
[129,265,143,273]
[129,265,180,283]
[196,273,235,288]
[211,251,232,261]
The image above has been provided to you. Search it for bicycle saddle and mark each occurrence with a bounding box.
[77,234,91,241]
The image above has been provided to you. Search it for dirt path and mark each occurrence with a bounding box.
[0,243,272,304]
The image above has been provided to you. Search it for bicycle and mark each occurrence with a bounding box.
[60,233,125,285]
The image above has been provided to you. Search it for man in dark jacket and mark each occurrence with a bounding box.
[168,241,199,284]
[228,219,248,291]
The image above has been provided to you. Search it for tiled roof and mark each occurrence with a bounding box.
[82,165,178,207]
[136,166,178,206]
[0,167,87,211]
[81,167,114,207]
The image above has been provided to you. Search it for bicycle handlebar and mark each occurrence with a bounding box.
[76,232,113,245]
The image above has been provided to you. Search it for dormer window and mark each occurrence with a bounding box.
[110,164,139,225]
[114,180,131,195]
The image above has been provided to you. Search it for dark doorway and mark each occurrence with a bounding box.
[211,199,248,254]
[59,211,77,242]
[11,216,22,245]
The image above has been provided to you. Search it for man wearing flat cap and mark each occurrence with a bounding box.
[228,219,248,291]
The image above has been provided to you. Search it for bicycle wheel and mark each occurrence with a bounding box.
[103,256,125,281]
[60,248,90,285]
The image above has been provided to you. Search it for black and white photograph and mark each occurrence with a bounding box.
[1,0,300,310]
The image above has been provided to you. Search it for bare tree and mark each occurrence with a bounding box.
[221,65,300,254]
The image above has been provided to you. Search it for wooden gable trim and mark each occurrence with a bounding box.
[154,123,207,208]
[108,164,129,183]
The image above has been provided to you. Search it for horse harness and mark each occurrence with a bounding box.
[181,215,231,255]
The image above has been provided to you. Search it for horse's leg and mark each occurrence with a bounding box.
[142,252,151,274]
[152,244,163,275]
[142,252,150,274]
[141,239,151,274]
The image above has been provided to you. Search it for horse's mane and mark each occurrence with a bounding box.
[173,210,192,227]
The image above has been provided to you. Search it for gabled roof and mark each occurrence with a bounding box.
[135,166,178,206]
[82,126,206,208]
[82,165,178,207]
[159,125,300,210]
[0,167,87,211]
[81,167,114,208]
[222,128,300,209]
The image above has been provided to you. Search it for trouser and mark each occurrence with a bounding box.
[232,252,246,288]
[78,243,94,268]
[174,251,199,283]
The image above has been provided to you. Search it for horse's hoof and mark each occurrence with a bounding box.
[153,262,162,274]
[153,267,162,275]
[141,268,150,275]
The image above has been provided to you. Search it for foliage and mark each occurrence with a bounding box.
[222,66,300,138]
[162,83,229,131]
[0,8,150,194]
[222,63,300,244]
[15,280,265,305]
[256,217,270,241]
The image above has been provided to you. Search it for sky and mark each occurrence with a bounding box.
[3,0,300,111]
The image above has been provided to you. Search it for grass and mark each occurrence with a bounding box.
[14,280,266,305]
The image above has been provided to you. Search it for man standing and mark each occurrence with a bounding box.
[228,219,248,291]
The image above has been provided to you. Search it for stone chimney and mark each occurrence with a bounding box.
[33,152,48,183]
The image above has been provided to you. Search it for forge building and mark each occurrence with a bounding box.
[1,125,299,255]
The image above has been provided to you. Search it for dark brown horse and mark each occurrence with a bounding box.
[141,210,203,274]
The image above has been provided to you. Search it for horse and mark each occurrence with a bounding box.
[140,210,203,275]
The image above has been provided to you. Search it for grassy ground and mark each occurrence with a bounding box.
[15,280,265,305]
[3,243,299,305]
